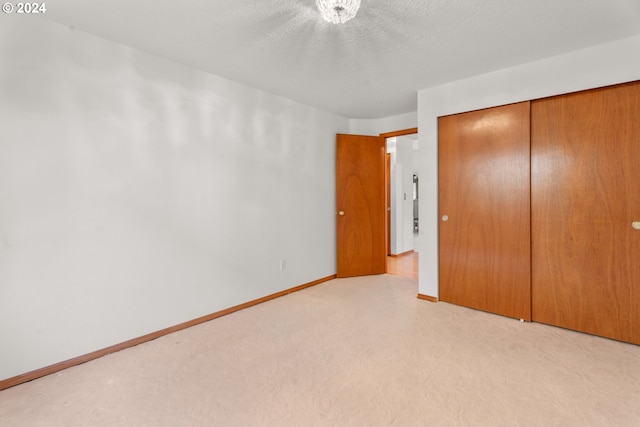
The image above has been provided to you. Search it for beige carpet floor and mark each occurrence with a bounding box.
[1,274,640,427]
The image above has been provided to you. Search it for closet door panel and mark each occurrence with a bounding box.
[439,102,531,320]
[531,81,640,344]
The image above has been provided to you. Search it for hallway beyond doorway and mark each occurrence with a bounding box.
[387,252,418,279]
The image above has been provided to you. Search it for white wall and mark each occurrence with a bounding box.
[349,111,417,136]
[387,136,417,255]
[398,135,418,254]
[417,34,640,298]
[0,18,349,381]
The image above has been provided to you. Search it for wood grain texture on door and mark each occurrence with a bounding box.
[438,102,531,320]
[531,81,640,344]
[336,134,386,278]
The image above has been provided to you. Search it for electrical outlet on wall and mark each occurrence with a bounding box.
[280,260,286,270]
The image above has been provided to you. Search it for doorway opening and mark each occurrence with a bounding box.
[382,128,419,279]
[335,129,418,279]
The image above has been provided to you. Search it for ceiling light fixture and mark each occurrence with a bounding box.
[316,0,361,24]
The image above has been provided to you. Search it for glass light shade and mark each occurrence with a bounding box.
[316,0,361,24]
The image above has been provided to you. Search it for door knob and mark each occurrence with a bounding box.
[338,211,345,216]
[633,221,640,230]
[442,215,449,222]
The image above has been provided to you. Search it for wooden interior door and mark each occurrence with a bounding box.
[438,102,531,320]
[531,81,640,344]
[336,134,386,278]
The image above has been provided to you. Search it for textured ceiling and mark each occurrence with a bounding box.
[42,0,640,119]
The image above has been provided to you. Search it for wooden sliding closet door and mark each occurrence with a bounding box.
[531,82,640,344]
[439,102,531,320]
